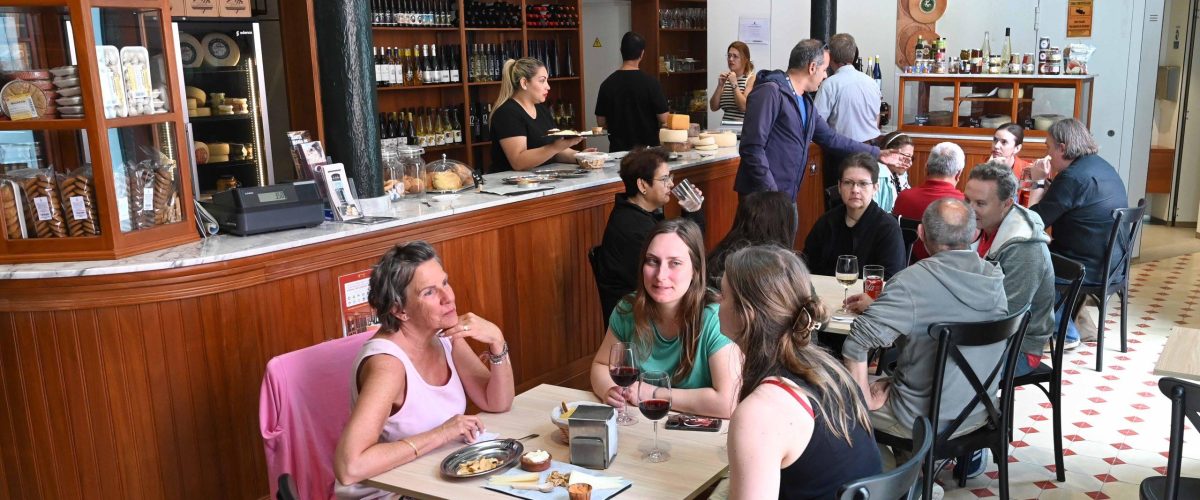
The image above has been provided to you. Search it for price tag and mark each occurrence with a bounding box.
[5,93,37,121]
[33,196,52,220]
[142,185,155,212]
[70,196,88,220]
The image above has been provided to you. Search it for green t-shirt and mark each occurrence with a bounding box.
[608,300,732,389]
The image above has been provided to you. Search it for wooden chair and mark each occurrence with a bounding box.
[1078,198,1145,371]
[874,309,1031,500]
[837,417,932,500]
[1008,253,1084,482]
[1140,377,1200,499]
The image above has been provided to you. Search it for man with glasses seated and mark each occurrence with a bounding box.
[841,198,1009,481]
[892,142,966,261]
[735,39,908,207]
[802,153,906,279]
[595,148,705,321]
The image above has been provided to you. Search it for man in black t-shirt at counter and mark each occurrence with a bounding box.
[594,32,669,152]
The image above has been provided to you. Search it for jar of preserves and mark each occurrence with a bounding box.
[382,149,404,202]
[395,145,426,197]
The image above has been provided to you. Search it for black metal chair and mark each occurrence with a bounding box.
[897,215,921,266]
[1140,377,1200,500]
[1077,198,1145,371]
[277,474,298,500]
[838,417,933,500]
[1008,253,1085,483]
[874,308,1031,500]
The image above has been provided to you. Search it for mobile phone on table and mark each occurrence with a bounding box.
[665,413,723,432]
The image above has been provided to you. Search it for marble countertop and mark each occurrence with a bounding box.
[0,148,739,280]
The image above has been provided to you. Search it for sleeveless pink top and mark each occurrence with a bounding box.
[335,337,467,499]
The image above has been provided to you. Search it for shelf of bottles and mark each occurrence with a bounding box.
[368,0,584,171]
[654,2,706,128]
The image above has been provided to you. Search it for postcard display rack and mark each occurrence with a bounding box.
[0,0,195,263]
[370,0,586,174]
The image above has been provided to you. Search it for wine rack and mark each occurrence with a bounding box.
[631,0,708,129]
[369,0,585,173]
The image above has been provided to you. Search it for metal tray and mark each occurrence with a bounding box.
[502,174,559,185]
[439,438,524,478]
[539,168,591,179]
[424,184,474,195]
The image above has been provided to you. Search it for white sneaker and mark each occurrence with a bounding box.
[1063,339,1082,351]
[919,483,945,500]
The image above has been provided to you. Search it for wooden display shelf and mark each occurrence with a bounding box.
[944,97,1034,103]
[660,27,706,32]
[465,26,522,31]
[467,80,501,86]
[0,118,86,131]
[660,70,706,76]
[371,25,459,31]
[527,27,577,31]
[898,73,1094,137]
[188,114,254,123]
[105,112,180,128]
[548,75,580,81]
[378,82,462,91]
[632,0,707,128]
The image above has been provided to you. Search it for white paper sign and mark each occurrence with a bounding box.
[738,17,770,45]
[33,196,51,220]
[70,196,88,220]
[143,185,155,212]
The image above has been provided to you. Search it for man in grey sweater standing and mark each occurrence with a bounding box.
[965,162,1056,374]
[842,198,1009,453]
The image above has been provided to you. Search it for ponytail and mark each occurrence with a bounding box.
[492,57,545,120]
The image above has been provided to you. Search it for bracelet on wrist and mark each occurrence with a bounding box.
[487,342,509,365]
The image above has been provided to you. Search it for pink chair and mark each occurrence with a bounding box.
[260,331,374,500]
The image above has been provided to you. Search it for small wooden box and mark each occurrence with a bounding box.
[185,0,218,17]
[218,0,251,17]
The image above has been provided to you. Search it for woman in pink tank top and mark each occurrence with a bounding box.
[334,242,515,498]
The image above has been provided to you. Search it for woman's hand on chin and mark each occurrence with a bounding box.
[439,313,505,351]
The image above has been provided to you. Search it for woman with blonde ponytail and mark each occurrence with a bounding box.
[718,245,881,499]
[490,57,592,172]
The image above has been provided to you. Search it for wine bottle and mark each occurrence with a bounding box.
[872,54,882,92]
[564,39,574,76]
[450,44,460,83]
[481,103,492,139]
[549,40,559,78]
[1001,27,1013,74]
[451,106,463,143]
[469,102,480,141]
[438,45,450,83]
[372,47,382,84]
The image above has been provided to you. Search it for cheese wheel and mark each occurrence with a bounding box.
[194,141,209,164]
[209,142,230,155]
[689,137,715,146]
[187,98,197,110]
[659,128,688,143]
[208,154,230,163]
[193,107,211,117]
[186,86,206,106]
[667,114,689,130]
[712,132,737,147]
[695,144,719,151]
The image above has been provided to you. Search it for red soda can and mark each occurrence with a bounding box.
[863,265,885,300]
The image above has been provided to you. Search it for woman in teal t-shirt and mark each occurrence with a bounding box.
[590,219,742,419]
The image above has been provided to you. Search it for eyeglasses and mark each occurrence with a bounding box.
[654,174,675,185]
[839,179,875,190]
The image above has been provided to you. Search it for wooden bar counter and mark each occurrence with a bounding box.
[0,149,771,499]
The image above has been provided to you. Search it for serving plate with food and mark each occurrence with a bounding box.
[545,127,608,138]
[537,167,592,179]
[502,174,559,187]
[485,461,631,499]
[440,438,525,478]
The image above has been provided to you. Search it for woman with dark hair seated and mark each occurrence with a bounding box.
[594,148,704,322]
[718,245,881,498]
[802,152,906,279]
[873,131,913,212]
[591,218,740,419]
[706,190,796,284]
[334,242,514,498]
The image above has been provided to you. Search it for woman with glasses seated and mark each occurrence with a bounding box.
[591,219,741,419]
[802,152,906,279]
[594,148,704,322]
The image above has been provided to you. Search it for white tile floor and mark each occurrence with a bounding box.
[941,252,1200,499]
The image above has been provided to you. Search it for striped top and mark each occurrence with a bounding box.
[718,73,749,121]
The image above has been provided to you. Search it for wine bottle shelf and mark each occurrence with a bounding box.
[378,82,463,91]
[372,26,460,31]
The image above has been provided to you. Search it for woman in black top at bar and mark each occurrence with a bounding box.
[489,57,587,172]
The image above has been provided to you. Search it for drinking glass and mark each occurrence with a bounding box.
[638,370,672,463]
[863,264,885,300]
[609,342,639,426]
[835,255,859,315]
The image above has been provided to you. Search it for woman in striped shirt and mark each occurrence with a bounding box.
[708,41,756,122]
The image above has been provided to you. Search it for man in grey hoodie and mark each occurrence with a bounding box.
[842,198,1009,441]
[965,162,1056,376]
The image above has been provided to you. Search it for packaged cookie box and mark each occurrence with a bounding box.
[97,45,128,118]
[219,0,251,17]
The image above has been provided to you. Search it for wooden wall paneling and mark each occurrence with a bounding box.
[137,302,185,500]
[8,312,50,497]
[51,309,90,499]
[0,313,22,499]
[795,146,824,249]
[177,296,223,493]
[156,299,205,497]
[75,308,124,498]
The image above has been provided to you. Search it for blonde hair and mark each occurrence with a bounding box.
[492,58,545,119]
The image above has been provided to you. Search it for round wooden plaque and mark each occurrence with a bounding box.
[896,24,940,69]
[906,0,947,24]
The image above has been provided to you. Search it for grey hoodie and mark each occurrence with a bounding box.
[980,205,1056,357]
[844,249,1009,432]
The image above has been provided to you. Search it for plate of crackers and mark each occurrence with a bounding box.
[440,438,525,478]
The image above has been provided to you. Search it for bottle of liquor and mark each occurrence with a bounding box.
[872,54,882,92]
[425,109,438,146]
[914,35,924,60]
[404,111,416,146]
[450,44,460,83]
[372,47,382,85]
[417,44,429,83]
[564,39,574,76]
[450,106,463,143]
[469,102,480,141]
[438,45,450,83]
[1000,28,1013,73]
[427,44,439,83]
[481,103,492,139]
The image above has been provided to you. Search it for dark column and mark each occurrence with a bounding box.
[811,0,836,43]
[313,0,382,198]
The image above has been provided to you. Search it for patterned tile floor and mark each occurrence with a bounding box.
[942,253,1200,499]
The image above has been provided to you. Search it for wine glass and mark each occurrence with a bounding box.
[835,255,859,316]
[638,370,672,463]
[609,342,639,426]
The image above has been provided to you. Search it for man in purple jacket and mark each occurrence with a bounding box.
[736,39,908,201]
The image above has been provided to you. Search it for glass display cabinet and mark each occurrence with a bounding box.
[0,0,195,263]
[897,73,1095,137]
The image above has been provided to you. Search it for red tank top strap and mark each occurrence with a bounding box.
[760,379,815,418]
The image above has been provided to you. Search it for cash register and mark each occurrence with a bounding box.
[201,181,325,236]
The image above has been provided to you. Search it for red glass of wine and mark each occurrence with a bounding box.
[638,370,672,463]
[609,342,639,426]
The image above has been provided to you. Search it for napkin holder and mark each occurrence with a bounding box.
[568,405,618,469]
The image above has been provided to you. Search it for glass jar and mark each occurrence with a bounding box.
[396,145,426,197]
[382,149,404,202]
[425,154,475,193]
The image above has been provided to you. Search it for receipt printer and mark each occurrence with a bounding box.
[201,181,324,236]
[568,405,618,469]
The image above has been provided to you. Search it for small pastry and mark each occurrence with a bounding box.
[520,449,552,472]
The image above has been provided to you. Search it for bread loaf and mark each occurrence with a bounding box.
[431,171,462,191]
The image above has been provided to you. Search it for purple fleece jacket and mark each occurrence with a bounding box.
[735,69,879,199]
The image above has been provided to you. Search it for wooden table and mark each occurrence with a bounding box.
[365,384,730,499]
[1155,326,1200,381]
[812,274,858,335]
